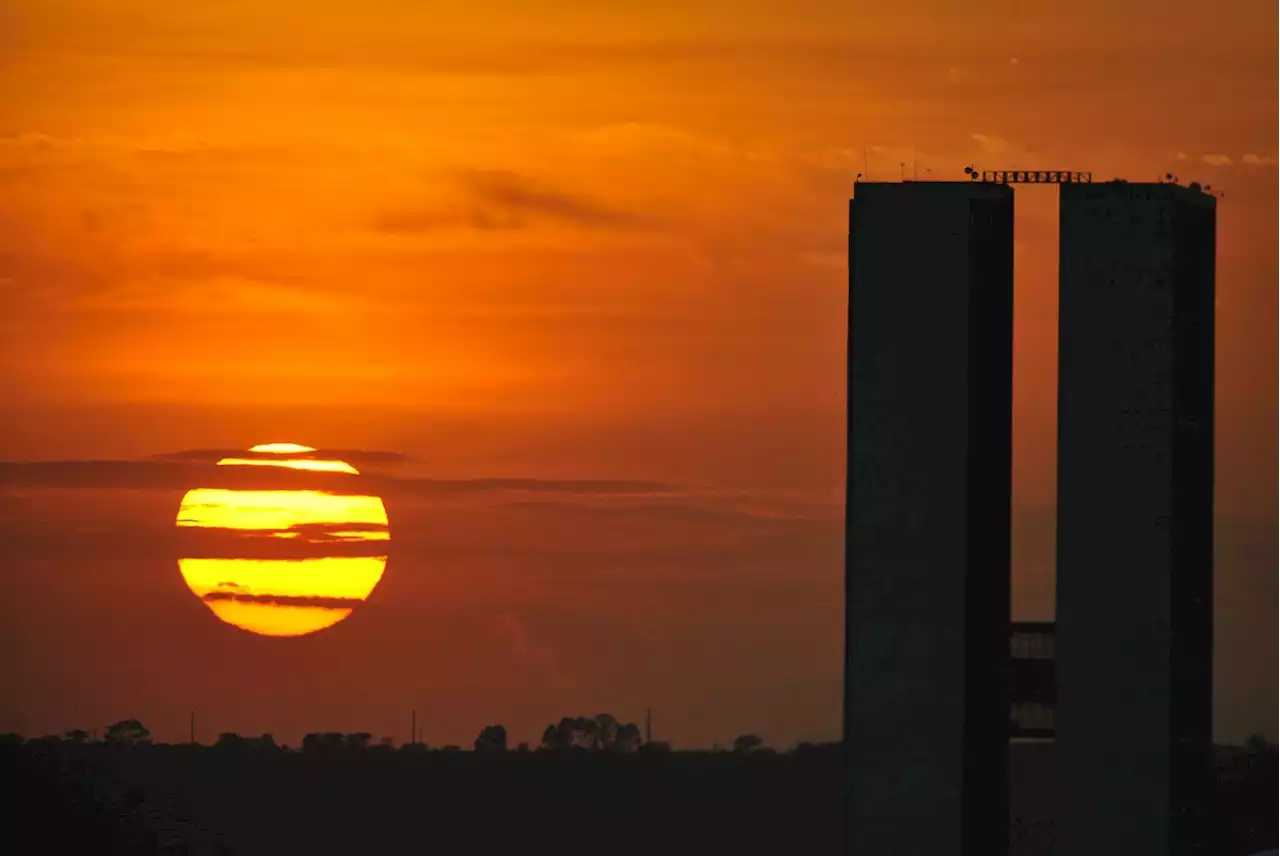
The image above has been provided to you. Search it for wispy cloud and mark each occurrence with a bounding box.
[374,170,653,235]
[156,448,410,466]
[970,133,1014,156]
[0,458,680,497]
[496,613,569,687]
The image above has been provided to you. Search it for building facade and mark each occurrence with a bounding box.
[1056,181,1216,856]
[846,181,1015,856]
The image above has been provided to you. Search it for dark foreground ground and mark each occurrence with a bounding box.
[2,740,1275,855]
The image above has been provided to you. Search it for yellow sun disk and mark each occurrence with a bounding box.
[216,457,360,475]
[177,489,388,532]
[205,600,353,637]
[175,444,391,638]
[180,556,388,601]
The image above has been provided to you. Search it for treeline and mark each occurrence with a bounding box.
[0,712,787,757]
[2,726,1274,856]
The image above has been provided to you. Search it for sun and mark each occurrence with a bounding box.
[174,443,390,637]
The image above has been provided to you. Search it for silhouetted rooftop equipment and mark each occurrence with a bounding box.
[964,166,1092,184]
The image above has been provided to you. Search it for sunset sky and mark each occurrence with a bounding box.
[0,0,1275,748]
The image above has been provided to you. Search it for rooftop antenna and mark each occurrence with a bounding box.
[900,162,906,181]
[864,148,870,180]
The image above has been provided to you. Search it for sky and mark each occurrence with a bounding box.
[0,0,1275,747]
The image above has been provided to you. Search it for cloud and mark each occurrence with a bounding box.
[463,169,650,229]
[970,133,1012,155]
[156,448,411,466]
[372,209,526,234]
[201,591,365,609]
[373,170,652,236]
[495,613,568,687]
[0,458,680,498]
[1241,153,1277,166]
[1203,154,1233,166]
[503,499,836,527]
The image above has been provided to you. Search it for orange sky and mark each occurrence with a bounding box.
[0,0,1275,746]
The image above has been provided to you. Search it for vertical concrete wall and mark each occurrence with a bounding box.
[1056,182,1215,856]
[846,182,1014,856]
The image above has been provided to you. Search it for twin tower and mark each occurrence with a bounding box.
[844,177,1215,855]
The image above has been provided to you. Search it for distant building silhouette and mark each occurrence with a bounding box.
[845,181,1014,856]
[1056,181,1216,855]
[1009,621,1056,739]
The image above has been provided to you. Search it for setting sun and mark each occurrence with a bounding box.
[175,444,390,637]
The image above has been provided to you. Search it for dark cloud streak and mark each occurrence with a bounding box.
[374,169,653,235]
[201,591,365,609]
[0,458,681,497]
[155,448,411,465]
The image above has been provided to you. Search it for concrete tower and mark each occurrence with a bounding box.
[1056,181,1216,856]
[846,181,1015,856]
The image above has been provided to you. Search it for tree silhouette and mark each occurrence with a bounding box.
[302,732,348,753]
[216,732,277,752]
[346,732,373,750]
[474,725,507,753]
[594,713,619,748]
[541,716,598,750]
[539,714,644,752]
[63,729,90,744]
[104,719,151,746]
[733,734,765,754]
[613,722,643,754]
